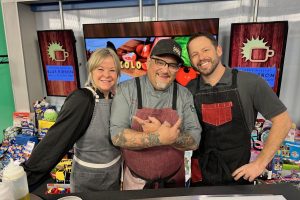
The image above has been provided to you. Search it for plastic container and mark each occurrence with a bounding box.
[2,160,30,200]
[0,182,14,200]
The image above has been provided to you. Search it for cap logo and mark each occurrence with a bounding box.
[173,46,181,56]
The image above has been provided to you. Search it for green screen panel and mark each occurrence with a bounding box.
[0,4,15,141]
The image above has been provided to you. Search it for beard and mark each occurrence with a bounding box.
[194,57,220,76]
[155,81,169,90]
[154,74,174,90]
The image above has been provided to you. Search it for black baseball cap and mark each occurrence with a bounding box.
[150,39,184,64]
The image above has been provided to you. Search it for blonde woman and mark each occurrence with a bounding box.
[22,48,122,192]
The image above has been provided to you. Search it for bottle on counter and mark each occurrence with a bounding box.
[2,160,30,200]
[0,182,14,200]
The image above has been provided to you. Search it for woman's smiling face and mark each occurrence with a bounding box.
[92,56,118,96]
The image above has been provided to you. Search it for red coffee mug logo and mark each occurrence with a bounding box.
[241,37,275,63]
[250,47,274,62]
[54,50,69,62]
[47,42,69,62]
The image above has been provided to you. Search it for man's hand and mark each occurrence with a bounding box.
[158,118,182,145]
[232,160,265,182]
[232,111,292,183]
[133,116,161,134]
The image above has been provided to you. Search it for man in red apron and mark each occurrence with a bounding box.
[186,32,292,186]
[110,39,202,190]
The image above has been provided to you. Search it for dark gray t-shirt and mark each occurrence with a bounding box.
[186,67,287,132]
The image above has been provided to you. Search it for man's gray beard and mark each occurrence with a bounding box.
[156,81,169,90]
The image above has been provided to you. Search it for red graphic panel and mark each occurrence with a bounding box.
[229,21,288,95]
[38,30,80,96]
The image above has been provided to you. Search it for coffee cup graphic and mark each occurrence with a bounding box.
[54,49,69,62]
[250,47,274,62]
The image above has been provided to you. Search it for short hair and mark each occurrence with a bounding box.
[187,32,218,55]
[85,48,121,87]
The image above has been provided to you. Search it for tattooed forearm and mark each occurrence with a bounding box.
[112,132,127,147]
[112,129,162,149]
[144,132,162,147]
[172,133,197,151]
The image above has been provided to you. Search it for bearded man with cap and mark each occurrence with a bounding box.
[110,39,202,190]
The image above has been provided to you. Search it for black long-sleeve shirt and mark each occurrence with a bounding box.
[21,88,99,191]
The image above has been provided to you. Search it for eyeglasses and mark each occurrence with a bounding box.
[151,57,180,72]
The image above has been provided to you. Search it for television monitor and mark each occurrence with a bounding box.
[83,19,219,85]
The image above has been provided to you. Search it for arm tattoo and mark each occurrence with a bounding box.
[112,130,162,149]
[173,133,197,150]
[112,132,127,147]
[142,133,161,147]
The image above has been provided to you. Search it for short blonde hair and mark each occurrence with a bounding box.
[85,48,121,87]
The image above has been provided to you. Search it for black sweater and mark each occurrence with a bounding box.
[21,88,106,191]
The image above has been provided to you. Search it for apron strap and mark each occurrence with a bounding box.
[135,77,143,109]
[84,86,100,102]
[231,69,238,89]
[196,75,201,91]
[135,77,178,110]
[172,82,177,110]
[73,155,121,169]
[127,164,182,189]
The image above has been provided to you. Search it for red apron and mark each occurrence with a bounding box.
[122,77,185,189]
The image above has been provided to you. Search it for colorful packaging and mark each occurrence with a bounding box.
[13,112,33,127]
[279,141,300,161]
[46,183,71,194]
[38,120,55,140]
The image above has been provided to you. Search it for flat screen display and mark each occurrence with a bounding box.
[83,19,219,85]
